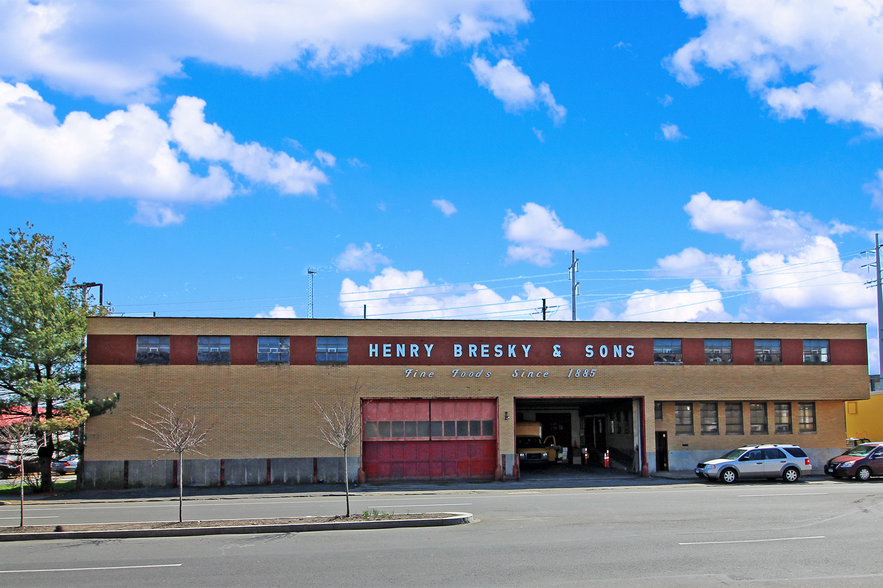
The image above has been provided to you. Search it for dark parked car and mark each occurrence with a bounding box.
[825,442,883,481]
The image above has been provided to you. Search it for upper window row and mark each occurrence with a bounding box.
[135,336,348,366]
[653,339,830,365]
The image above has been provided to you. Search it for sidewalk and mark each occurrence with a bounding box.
[1,468,831,505]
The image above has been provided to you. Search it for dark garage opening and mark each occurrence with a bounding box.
[515,397,640,477]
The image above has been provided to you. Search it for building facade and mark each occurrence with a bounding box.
[82,317,870,488]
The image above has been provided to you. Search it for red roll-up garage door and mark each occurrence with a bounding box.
[362,398,497,481]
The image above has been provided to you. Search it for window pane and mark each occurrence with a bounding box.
[654,401,663,421]
[430,421,443,437]
[316,336,349,365]
[798,403,816,432]
[136,335,170,364]
[198,336,230,364]
[704,339,732,365]
[417,421,431,437]
[775,402,792,434]
[750,403,768,434]
[457,421,469,436]
[443,421,456,437]
[404,421,417,437]
[755,340,782,365]
[654,339,683,364]
[675,403,693,435]
[364,421,378,438]
[700,403,718,435]
[803,340,830,364]
[258,336,290,364]
[470,420,482,436]
[378,421,391,438]
[482,420,494,436]
[725,403,743,435]
[391,421,404,437]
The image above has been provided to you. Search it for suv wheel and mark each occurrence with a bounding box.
[856,467,872,482]
[720,468,738,484]
[782,467,800,483]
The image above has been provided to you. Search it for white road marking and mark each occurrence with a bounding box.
[366,502,471,509]
[739,493,829,497]
[0,516,58,520]
[680,535,825,546]
[0,564,182,574]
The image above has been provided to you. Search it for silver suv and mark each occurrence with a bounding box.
[695,444,811,484]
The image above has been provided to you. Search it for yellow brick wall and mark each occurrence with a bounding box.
[846,393,883,440]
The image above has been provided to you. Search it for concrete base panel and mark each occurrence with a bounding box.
[128,460,175,488]
[223,459,267,486]
[82,460,125,489]
[316,456,359,483]
[181,459,221,487]
[269,458,314,485]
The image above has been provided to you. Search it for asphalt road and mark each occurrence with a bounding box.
[1,478,882,587]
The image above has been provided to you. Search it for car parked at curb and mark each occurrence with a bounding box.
[825,442,883,481]
[52,455,79,475]
[695,444,811,484]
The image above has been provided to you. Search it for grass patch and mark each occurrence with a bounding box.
[0,476,77,496]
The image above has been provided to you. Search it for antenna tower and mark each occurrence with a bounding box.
[307,268,317,319]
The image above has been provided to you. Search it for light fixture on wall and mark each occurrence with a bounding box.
[504,412,510,420]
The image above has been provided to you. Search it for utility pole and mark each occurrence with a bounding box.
[569,250,579,321]
[542,298,547,321]
[876,235,883,377]
[307,268,317,319]
[862,234,883,377]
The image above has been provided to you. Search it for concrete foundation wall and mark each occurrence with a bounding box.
[83,456,360,489]
[128,459,175,488]
[223,458,267,486]
[82,460,125,489]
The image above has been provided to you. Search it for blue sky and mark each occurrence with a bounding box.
[3,1,883,368]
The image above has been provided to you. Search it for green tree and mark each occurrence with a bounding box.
[0,225,115,492]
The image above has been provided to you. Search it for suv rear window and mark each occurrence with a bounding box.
[783,447,807,458]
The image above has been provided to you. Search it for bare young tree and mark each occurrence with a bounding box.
[132,404,211,523]
[315,384,361,517]
[0,418,34,527]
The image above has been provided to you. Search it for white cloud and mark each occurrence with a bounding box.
[347,157,368,168]
[432,198,457,217]
[340,267,570,319]
[622,279,731,322]
[532,127,545,142]
[169,96,327,195]
[744,236,873,322]
[469,56,567,124]
[132,201,185,227]
[503,202,607,266]
[335,242,392,272]
[667,0,883,133]
[865,169,883,208]
[255,305,297,318]
[654,247,744,290]
[683,191,841,252]
[660,122,686,141]
[314,149,336,167]
[658,94,673,107]
[0,0,531,104]
[0,82,326,224]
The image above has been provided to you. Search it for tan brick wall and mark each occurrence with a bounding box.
[84,318,870,462]
[652,400,845,453]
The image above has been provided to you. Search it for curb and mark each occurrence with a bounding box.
[0,512,473,542]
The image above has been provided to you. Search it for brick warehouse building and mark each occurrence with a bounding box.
[81,317,870,488]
